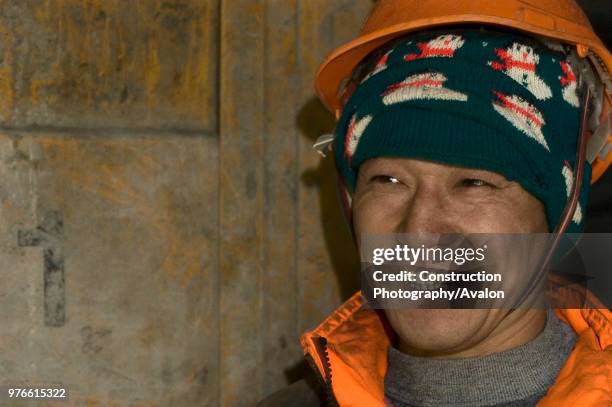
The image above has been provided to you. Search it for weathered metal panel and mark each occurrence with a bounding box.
[0,134,45,407]
[261,0,301,398]
[0,0,375,405]
[219,0,265,405]
[0,133,219,406]
[0,0,218,131]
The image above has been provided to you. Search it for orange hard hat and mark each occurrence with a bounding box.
[315,0,612,183]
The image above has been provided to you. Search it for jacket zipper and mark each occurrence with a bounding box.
[311,336,339,407]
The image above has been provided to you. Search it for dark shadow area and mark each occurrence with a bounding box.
[577,0,612,233]
[577,0,612,47]
[284,358,312,384]
[296,96,361,301]
[586,165,612,232]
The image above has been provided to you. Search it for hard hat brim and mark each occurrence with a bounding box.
[315,15,611,115]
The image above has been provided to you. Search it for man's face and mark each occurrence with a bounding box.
[352,157,549,357]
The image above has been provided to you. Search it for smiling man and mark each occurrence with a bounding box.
[355,157,550,361]
[259,1,612,406]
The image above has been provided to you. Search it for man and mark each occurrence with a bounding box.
[260,1,612,406]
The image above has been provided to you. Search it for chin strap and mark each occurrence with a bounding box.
[549,87,590,254]
[511,87,591,309]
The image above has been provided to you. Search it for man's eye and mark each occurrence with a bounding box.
[461,178,493,188]
[370,175,400,184]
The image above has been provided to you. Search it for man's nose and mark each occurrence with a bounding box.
[397,186,455,234]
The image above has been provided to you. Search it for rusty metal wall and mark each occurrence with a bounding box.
[0,0,370,406]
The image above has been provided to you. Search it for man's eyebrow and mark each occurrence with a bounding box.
[360,161,400,173]
[455,168,507,178]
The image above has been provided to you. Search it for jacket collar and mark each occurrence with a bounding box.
[301,291,612,407]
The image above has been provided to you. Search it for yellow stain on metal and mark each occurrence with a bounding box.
[145,46,161,111]
[0,19,13,121]
[25,0,216,127]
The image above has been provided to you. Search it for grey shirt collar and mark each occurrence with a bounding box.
[384,310,577,407]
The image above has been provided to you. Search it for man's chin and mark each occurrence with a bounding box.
[384,308,493,356]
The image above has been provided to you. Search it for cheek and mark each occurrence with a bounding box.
[456,196,548,233]
[452,204,521,233]
[352,193,408,234]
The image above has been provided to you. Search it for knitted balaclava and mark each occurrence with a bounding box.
[334,30,590,232]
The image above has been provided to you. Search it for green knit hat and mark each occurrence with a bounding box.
[335,30,590,232]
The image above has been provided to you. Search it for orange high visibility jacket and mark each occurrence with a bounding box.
[300,291,612,406]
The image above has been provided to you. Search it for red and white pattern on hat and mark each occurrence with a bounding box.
[562,161,583,224]
[559,61,580,108]
[404,34,465,61]
[361,50,392,84]
[382,73,468,105]
[492,91,549,151]
[489,43,553,100]
[344,113,373,166]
